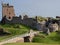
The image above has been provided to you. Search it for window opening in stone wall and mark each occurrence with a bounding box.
[9,16,11,19]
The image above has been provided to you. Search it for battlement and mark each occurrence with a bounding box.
[2,3,13,7]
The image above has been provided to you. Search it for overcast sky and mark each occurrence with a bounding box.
[0,0,60,20]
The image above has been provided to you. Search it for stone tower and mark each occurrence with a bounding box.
[2,3,15,20]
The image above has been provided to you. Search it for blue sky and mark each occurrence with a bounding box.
[0,0,60,20]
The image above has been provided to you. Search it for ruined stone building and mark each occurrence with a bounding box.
[1,3,60,32]
[1,3,39,30]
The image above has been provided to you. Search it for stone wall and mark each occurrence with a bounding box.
[1,16,37,30]
[48,23,58,32]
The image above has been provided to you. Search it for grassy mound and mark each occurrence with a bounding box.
[32,32,60,44]
[0,24,30,41]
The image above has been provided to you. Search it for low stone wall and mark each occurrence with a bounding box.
[0,30,39,45]
[15,38,24,42]
[0,37,24,45]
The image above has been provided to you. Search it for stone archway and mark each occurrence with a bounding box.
[24,36,30,42]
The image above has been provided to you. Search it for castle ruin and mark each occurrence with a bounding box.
[1,3,60,32]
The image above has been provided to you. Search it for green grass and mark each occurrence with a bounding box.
[0,24,30,41]
[32,32,60,44]
[0,24,60,44]
[4,43,60,45]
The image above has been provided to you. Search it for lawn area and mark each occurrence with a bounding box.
[4,43,60,45]
[32,32,60,44]
[0,24,30,41]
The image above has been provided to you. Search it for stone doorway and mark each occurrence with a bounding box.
[24,36,30,42]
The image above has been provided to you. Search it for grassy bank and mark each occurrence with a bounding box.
[32,32,60,44]
[4,43,60,45]
[0,24,30,41]
[0,24,60,44]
